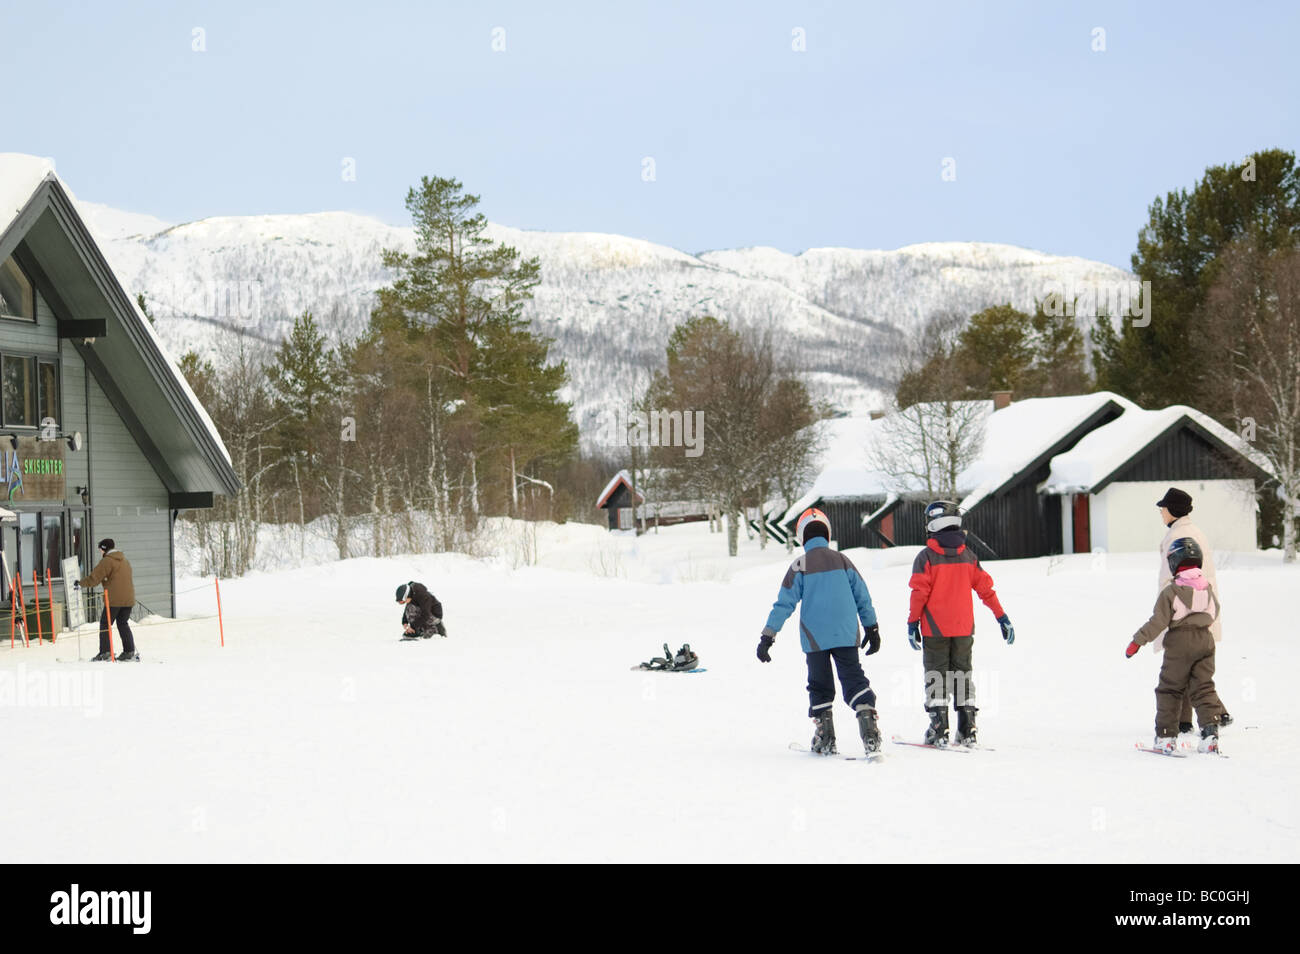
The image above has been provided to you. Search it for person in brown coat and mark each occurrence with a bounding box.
[77,538,138,661]
[1126,536,1226,753]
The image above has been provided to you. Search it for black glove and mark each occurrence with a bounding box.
[73,581,81,589]
[757,634,775,663]
[860,624,880,656]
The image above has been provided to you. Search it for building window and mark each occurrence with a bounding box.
[39,360,59,426]
[2,354,36,427]
[2,511,67,603]
[0,256,35,321]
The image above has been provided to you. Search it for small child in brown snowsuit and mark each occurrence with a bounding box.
[1125,537,1226,753]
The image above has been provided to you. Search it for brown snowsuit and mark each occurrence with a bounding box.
[1131,574,1227,738]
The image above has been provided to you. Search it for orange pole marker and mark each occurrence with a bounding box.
[214,576,225,647]
[105,590,115,661]
[33,571,45,644]
[47,568,55,644]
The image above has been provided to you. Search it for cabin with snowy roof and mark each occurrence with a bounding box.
[781,392,1270,559]
[595,469,711,532]
[0,154,239,629]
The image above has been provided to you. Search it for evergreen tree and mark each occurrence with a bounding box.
[268,311,344,468]
[1029,296,1092,396]
[267,311,345,550]
[378,176,574,526]
[1094,149,1300,410]
[956,304,1036,394]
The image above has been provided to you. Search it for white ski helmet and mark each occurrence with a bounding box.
[924,500,963,533]
[795,507,831,545]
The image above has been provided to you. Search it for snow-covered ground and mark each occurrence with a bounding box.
[3,520,1296,862]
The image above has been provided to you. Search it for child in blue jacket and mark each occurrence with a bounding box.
[759,508,882,754]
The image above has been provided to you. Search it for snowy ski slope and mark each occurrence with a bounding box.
[3,520,1294,863]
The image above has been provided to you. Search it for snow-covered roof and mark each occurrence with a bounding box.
[0,154,56,236]
[595,470,645,509]
[1043,404,1274,493]
[777,416,899,523]
[782,392,1140,522]
[0,153,234,471]
[955,392,1132,510]
[782,391,1269,524]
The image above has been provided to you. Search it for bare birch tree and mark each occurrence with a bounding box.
[1205,239,1300,561]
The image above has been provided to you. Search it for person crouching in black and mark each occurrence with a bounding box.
[395,582,446,640]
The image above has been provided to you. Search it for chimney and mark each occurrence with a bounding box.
[869,410,885,420]
[992,390,1013,411]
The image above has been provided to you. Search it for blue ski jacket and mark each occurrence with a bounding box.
[762,538,878,652]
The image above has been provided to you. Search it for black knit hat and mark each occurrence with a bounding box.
[97,538,115,552]
[1156,488,1192,518]
[395,583,411,602]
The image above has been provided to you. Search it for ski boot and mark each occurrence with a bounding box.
[90,651,112,662]
[1198,724,1220,754]
[117,651,141,662]
[956,705,978,746]
[811,709,837,755]
[1153,735,1179,756]
[923,707,949,747]
[855,705,881,754]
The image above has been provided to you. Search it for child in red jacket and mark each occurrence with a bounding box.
[907,501,1014,746]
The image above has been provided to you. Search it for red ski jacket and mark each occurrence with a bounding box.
[908,534,1005,638]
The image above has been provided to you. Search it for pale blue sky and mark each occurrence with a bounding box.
[3,0,1296,267]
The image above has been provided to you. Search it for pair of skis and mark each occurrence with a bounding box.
[1135,740,1229,758]
[791,734,995,762]
[788,742,883,762]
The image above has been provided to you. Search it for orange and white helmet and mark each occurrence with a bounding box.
[795,507,831,545]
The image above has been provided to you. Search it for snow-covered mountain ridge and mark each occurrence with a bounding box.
[74,200,1133,439]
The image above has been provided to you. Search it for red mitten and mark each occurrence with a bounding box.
[1125,641,1140,658]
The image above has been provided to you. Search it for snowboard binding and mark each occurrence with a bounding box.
[636,642,700,672]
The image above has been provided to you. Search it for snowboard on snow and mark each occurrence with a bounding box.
[788,741,883,762]
[630,664,706,673]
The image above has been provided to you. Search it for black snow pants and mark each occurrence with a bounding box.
[100,605,135,654]
[806,646,875,717]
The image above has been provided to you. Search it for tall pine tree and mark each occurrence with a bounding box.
[1093,149,1300,410]
[378,176,574,527]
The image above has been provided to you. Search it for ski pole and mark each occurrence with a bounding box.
[47,568,55,643]
[215,576,225,647]
[14,576,27,648]
[33,570,44,644]
[105,590,115,661]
